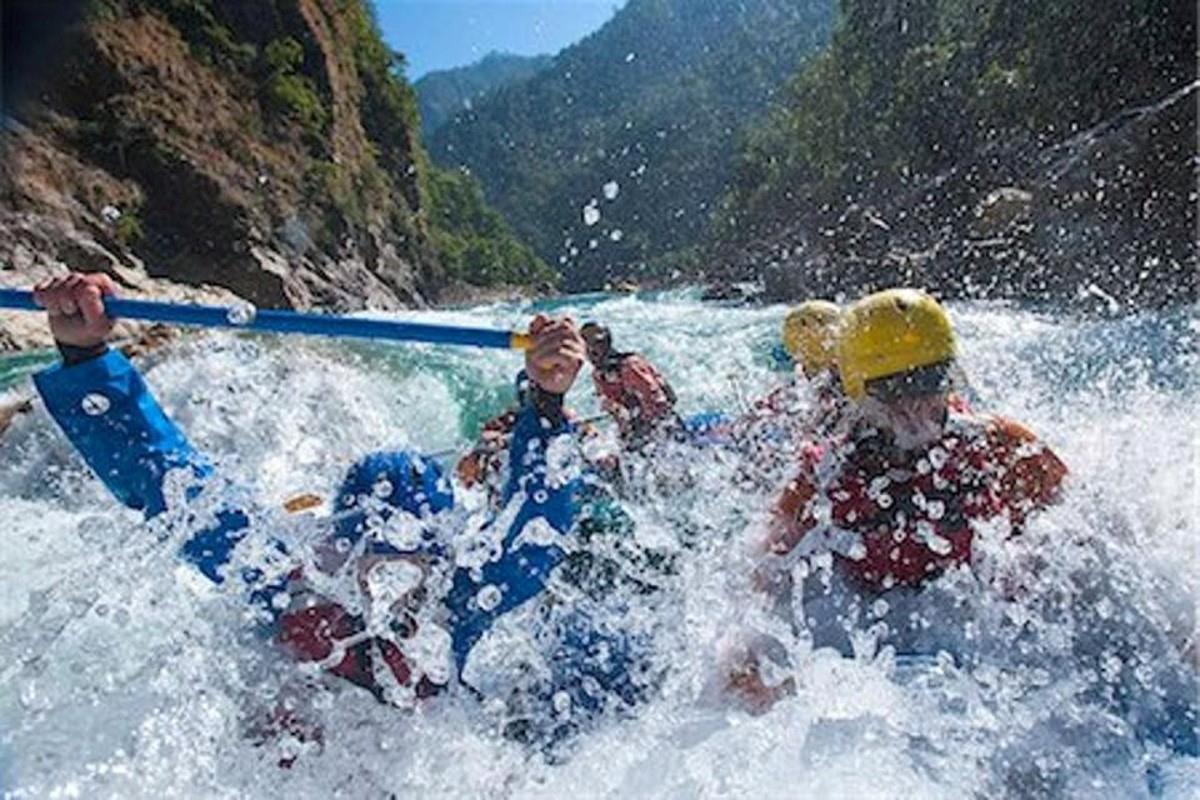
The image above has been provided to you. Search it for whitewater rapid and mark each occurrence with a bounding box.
[0,291,1196,798]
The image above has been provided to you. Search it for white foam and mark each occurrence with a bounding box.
[0,297,1195,798]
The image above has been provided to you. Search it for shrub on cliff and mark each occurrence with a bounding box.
[426,167,556,287]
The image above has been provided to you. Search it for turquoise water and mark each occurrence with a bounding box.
[0,293,1196,798]
[0,350,54,393]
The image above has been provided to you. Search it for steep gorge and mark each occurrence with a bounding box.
[0,0,547,351]
[428,0,836,290]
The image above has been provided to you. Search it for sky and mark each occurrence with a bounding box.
[374,0,626,79]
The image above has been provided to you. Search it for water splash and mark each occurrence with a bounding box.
[0,294,1195,798]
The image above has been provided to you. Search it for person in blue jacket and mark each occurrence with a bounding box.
[30,272,662,752]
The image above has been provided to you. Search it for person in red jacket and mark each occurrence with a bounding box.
[581,322,680,447]
[725,289,1068,712]
[455,373,533,508]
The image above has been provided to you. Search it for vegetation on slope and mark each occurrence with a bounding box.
[430,0,835,289]
[4,0,549,304]
[722,0,1196,239]
[416,52,553,139]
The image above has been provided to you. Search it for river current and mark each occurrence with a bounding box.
[0,290,1196,798]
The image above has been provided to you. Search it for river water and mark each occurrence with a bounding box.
[0,290,1196,798]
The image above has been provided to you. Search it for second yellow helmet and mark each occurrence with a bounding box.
[838,289,956,400]
[781,300,841,375]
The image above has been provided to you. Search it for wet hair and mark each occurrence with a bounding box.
[580,322,610,343]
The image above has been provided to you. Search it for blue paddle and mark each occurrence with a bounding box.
[0,288,532,350]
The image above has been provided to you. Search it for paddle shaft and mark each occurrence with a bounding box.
[0,289,531,350]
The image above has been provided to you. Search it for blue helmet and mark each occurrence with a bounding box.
[332,450,454,555]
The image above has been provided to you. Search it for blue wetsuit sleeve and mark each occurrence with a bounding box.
[33,351,262,592]
[502,397,577,534]
[34,350,205,515]
[448,383,583,671]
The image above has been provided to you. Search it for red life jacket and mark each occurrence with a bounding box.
[773,411,1067,591]
[592,353,677,436]
[456,408,519,490]
[277,599,443,703]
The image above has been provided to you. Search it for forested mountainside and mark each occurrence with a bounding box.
[2,0,1190,346]
[0,0,550,352]
[415,52,553,139]
[712,0,1198,307]
[429,0,836,290]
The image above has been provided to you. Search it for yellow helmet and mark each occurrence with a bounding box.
[781,300,841,375]
[838,289,956,400]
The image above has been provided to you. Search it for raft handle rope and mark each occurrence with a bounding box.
[0,289,532,351]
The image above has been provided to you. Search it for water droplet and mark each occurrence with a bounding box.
[603,181,620,200]
[582,202,601,227]
[19,681,43,710]
[553,690,572,715]
[624,52,636,63]
[610,229,624,242]
[335,537,353,554]
[226,302,257,326]
[81,393,110,416]
[372,478,394,499]
[476,584,502,612]
[532,489,549,504]
[926,534,952,556]
[916,521,952,554]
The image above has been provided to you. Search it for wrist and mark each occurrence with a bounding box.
[529,383,567,428]
[57,341,109,367]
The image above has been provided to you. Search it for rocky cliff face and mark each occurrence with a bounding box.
[1,0,450,350]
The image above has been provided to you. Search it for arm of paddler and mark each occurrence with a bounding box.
[750,443,825,601]
[34,349,204,516]
[501,384,578,537]
[987,416,1069,530]
[621,355,674,418]
[447,316,589,673]
[33,350,284,611]
[763,452,822,557]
